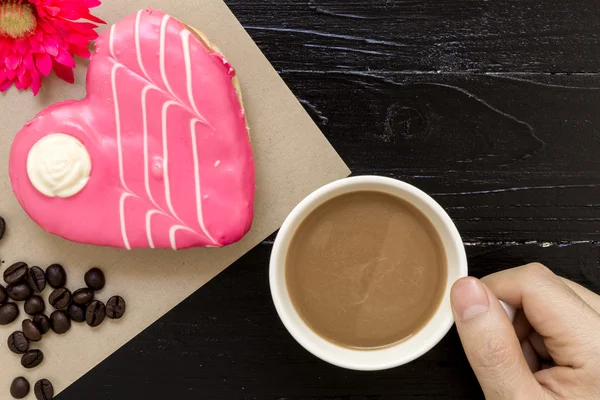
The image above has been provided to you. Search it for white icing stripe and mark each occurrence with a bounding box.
[159,15,175,97]
[181,30,209,125]
[135,10,150,80]
[191,119,218,245]
[109,24,116,60]
[110,26,132,250]
[142,85,158,207]
[145,210,160,248]
[162,101,181,224]
[169,225,195,250]
[119,193,133,250]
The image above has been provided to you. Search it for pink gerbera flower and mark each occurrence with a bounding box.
[0,0,104,95]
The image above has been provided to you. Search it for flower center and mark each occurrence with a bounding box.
[0,1,36,39]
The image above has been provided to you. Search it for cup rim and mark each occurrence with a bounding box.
[269,175,468,370]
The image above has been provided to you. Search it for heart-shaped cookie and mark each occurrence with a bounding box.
[9,9,255,250]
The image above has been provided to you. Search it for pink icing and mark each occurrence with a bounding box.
[9,9,255,250]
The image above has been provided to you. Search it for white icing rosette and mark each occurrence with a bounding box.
[27,133,92,198]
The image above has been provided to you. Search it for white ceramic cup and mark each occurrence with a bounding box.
[270,176,469,371]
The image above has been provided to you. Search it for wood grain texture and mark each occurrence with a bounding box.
[62,0,600,398]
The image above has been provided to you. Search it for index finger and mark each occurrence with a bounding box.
[482,263,600,368]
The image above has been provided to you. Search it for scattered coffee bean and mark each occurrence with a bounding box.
[106,296,126,319]
[0,216,5,241]
[86,300,106,327]
[50,310,71,334]
[24,295,45,315]
[33,314,51,335]
[0,303,19,325]
[21,349,44,369]
[22,319,42,342]
[10,377,29,399]
[49,287,71,309]
[84,267,105,291]
[7,283,32,301]
[7,331,29,354]
[26,266,46,293]
[0,284,7,304]
[45,264,66,289]
[4,262,28,285]
[68,303,85,323]
[72,288,94,305]
[34,379,54,400]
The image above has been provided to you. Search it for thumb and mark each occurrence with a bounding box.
[451,278,544,400]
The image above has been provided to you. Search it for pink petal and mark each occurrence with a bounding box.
[34,29,44,41]
[5,69,16,80]
[55,47,76,68]
[67,35,93,48]
[5,53,22,70]
[17,66,27,79]
[30,70,41,95]
[68,22,100,35]
[39,20,57,34]
[0,79,13,92]
[69,44,91,59]
[23,53,35,70]
[19,71,32,89]
[81,12,105,24]
[14,80,24,90]
[35,53,53,76]
[29,38,44,53]
[45,6,60,16]
[43,37,59,57]
[52,60,74,83]
[0,44,9,60]
[15,40,28,55]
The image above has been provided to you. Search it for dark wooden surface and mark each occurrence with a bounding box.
[63,1,600,399]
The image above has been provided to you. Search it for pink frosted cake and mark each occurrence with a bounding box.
[9,9,255,250]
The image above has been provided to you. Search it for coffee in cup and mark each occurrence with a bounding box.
[286,190,447,349]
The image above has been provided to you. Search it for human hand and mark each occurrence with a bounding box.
[450,263,600,400]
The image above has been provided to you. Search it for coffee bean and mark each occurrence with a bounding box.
[33,314,51,335]
[10,377,30,399]
[0,303,19,325]
[26,266,46,293]
[22,319,42,342]
[45,264,66,289]
[50,310,71,334]
[21,349,43,369]
[86,300,106,327]
[4,262,28,285]
[7,283,32,301]
[106,296,126,319]
[84,267,105,291]
[7,331,29,354]
[49,287,71,309]
[72,288,94,305]
[24,295,45,315]
[0,216,5,241]
[0,284,7,304]
[34,379,54,400]
[68,304,85,323]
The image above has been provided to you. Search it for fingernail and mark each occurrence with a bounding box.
[451,277,489,322]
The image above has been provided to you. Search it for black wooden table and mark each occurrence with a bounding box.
[63,1,600,398]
